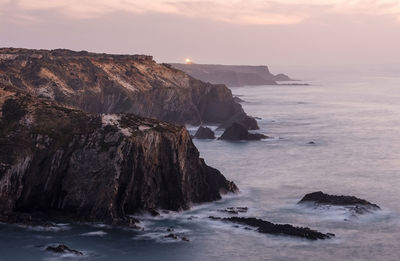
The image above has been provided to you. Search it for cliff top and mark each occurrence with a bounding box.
[0,48,153,62]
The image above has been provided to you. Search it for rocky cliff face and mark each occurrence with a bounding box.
[0,48,257,129]
[0,87,237,224]
[171,63,291,87]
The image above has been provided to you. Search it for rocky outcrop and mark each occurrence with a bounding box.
[219,123,267,141]
[46,245,83,256]
[193,126,215,139]
[171,63,292,87]
[298,191,380,215]
[0,48,257,129]
[209,216,334,240]
[0,87,237,225]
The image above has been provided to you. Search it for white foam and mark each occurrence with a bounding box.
[80,230,108,237]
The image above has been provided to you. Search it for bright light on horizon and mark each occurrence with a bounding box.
[185,58,192,64]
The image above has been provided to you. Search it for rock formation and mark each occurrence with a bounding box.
[298,191,380,215]
[193,126,215,139]
[209,216,334,240]
[46,245,83,256]
[219,123,267,141]
[0,87,238,225]
[0,48,257,130]
[171,63,292,87]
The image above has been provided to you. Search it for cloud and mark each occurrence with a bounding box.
[1,0,400,25]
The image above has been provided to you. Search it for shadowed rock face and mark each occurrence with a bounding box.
[209,216,334,240]
[0,48,257,129]
[298,191,380,215]
[193,126,215,139]
[219,123,267,141]
[0,88,238,225]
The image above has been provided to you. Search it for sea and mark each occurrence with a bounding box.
[1,64,400,261]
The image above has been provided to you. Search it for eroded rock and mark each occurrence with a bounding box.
[193,126,215,139]
[209,216,334,240]
[46,244,83,256]
[298,191,380,215]
[219,123,267,141]
[0,48,257,130]
[0,88,238,225]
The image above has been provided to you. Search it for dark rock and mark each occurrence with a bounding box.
[209,216,334,240]
[0,48,257,130]
[0,88,238,225]
[193,126,215,139]
[148,209,160,217]
[219,123,267,141]
[181,236,190,242]
[308,141,316,145]
[218,114,259,130]
[299,191,380,208]
[46,244,83,256]
[165,233,178,240]
[298,191,380,215]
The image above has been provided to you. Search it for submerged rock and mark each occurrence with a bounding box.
[219,123,267,141]
[165,233,179,240]
[0,88,238,225]
[298,191,380,215]
[193,126,215,139]
[209,216,334,240]
[218,207,248,215]
[46,244,83,256]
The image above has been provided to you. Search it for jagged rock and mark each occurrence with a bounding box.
[193,126,215,139]
[209,216,334,240]
[181,236,190,242]
[46,244,83,255]
[0,48,257,130]
[0,88,238,225]
[298,191,380,215]
[219,123,267,141]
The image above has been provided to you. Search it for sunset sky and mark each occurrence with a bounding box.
[1,0,400,65]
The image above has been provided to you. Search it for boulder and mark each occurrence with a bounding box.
[193,126,215,139]
[46,244,83,256]
[219,123,267,141]
[298,191,380,215]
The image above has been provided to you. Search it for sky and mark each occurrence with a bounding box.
[0,0,400,65]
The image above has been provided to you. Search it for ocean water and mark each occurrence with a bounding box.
[1,65,400,261]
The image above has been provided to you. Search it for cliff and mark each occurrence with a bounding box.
[171,63,291,87]
[0,48,257,129]
[0,86,237,225]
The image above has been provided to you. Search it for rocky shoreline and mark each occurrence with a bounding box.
[0,87,238,226]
